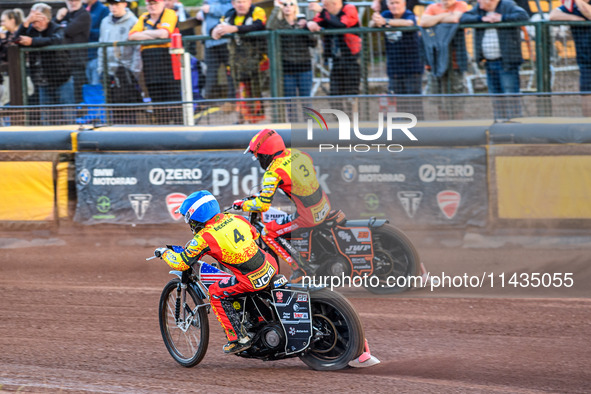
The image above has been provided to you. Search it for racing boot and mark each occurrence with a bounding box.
[223,335,252,354]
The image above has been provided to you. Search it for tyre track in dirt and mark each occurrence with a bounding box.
[0,226,590,393]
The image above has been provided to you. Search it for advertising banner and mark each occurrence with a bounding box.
[74,152,267,224]
[75,148,487,228]
[308,148,488,228]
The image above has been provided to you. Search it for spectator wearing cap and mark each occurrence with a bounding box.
[54,0,90,104]
[129,0,181,124]
[15,2,74,124]
[307,0,362,111]
[460,0,528,120]
[99,0,142,122]
[550,0,591,117]
[196,0,234,99]
[99,0,140,81]
[84,0,110,85]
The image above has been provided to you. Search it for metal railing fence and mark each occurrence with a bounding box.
[2,20,589,126]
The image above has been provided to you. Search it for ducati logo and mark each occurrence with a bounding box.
[437,190,461,219]
[397,191,423,218]
[129,194,152,220]
[166,193,187,220]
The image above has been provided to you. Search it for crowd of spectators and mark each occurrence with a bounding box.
[0,0,589,123]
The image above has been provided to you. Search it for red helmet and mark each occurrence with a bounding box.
[244,129,285,157]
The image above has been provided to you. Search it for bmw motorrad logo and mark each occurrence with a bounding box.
[79,168,91,185]
[341,165,357,182]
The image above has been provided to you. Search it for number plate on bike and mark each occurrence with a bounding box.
[272,289,313,355]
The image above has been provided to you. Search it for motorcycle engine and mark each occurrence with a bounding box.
[260,323,285,350]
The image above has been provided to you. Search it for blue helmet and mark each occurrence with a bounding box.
[177,190,220,232]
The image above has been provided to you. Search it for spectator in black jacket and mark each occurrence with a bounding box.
[16,3,74,124]
[54,0,90,103]
[460,0,528,119]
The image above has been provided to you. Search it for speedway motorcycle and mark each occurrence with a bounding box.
[248,205,423,295]
[151,245,366,370]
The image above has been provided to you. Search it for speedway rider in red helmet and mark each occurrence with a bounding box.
[234,129,331,282]
[154,190,278,354]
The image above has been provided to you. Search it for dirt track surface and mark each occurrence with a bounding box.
[1,225,590,393]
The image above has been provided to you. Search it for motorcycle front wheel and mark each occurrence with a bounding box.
[159,278,209,367]
[366,224,420,295]
[299,289,365,371]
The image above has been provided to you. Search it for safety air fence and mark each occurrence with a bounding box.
[1,119,590,231]
[1,20,590,127]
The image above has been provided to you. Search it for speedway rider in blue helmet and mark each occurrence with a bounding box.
[154,190,279,354]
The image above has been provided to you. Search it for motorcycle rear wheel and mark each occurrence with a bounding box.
[366,224,420,295]
[299,289,365,371]
[159,278,209,367]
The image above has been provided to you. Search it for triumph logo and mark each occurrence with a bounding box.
[398,191,423,218]
[437,190,461,219]
[129,194,152,220]
[304,108,417,153]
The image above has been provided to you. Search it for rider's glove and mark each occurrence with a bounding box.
[232,199,244,210]
[154,247,168,258]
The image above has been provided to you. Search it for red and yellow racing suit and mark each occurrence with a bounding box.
[161,213,278,342]
[242,148,331,270]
